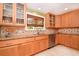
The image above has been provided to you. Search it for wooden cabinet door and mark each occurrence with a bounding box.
[55,34,62,44]
[70,36,79,49]
[40,39,48,51]
[63,35,71,47]
[61,14,65,27]
[55,15,62,28]
[35,36,48,52]
[77,36,79,50]
[72,10,79,27]
[68,10,79,27]
[18,42,31,56]
[68,11,76,27]
[61,13,69,27]
[45,13,50,28]
[0,45,18,56]
[29,40,40,55]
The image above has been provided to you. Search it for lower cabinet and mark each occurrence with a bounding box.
[40,39,48,51]
[55,34,62,44]
[0,45,18,56]
[70,36,79,49]
[30,36,48,55]
[0,35,48,56]
[29,40,40,55]
[18,43,32,56]
[56,34,79,50]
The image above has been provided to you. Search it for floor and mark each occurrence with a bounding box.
[34,45,79,56]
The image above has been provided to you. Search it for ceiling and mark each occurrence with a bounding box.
[27,3,79,15]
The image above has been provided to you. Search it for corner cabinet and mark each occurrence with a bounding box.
[45,12,55,28]
[0,3,26,26]
[56,34,79,50]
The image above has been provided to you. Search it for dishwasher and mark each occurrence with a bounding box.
[48,34,56,48]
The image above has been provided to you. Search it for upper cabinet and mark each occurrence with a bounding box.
[0,3,13,25]
[16,3,26,25]
[61,13,69,27]
[0,3,26,26]
[55,9,79,28]
[61,9,79,28]
[3,3,13,24]
[45,12,55,28]
[68,9,79,27]
[55,15,62,28]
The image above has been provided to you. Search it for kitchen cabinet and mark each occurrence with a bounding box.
[40,38,48,51]
[45,12,55,28]
[0,3,13,25]
[56,34,79,50]
[35,35,48,52]
[55,34,62,44]
[18,42,32,56]
[70,35,79,49]
[30,40,40,54]
[30,35,48,55]
[16,3,26,25]
[68,10,79,27]
[60,9,79,28]
[0,45,18,56]
[0,3,26,26]
[0,35,48,56]
[61,13,69,27]
[55,15,62,28]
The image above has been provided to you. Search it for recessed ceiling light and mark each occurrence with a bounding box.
[38,8,41,10]
[64,8,68,10]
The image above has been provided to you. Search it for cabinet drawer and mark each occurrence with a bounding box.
[35,35,48,40]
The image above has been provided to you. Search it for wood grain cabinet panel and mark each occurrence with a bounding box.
[55,34,62,44]
[70,36,79,49]
[55,15,62,28]
[0,36,49,56]
[56,34,79,50]
[45,13,51,28]
[40,39,48,51]
[29,40,40,55]
[35,36,48,52]
[61,9,79,28]
[0,45,18,56]
[61,13,69,27]
[18,43,32,56]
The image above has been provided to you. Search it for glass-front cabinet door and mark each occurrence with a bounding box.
[0,3,26,26]
[3,3,13,24]
[16,3,24,24]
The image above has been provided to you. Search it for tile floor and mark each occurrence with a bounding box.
[34,45,79,56]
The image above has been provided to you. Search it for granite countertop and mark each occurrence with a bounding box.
[0,34,49,40]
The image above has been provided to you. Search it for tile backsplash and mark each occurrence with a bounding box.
[58,28,79,34]
[1,26,79,38]
[0,26,56,38]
